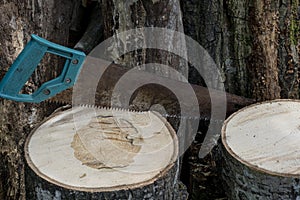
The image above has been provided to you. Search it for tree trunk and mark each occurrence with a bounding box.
[99,1,192,194]
[181,0,252,95]
[0,1,73,199]
[101,0,188,80]
[221,100,300,199]
[248,0,281,101]
[180,0,299,198]
[181,0,299,100]
[24,106,187,199]
[278,0,300,99]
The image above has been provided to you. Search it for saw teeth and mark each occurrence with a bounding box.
[46,99,70,106]
[75,104,146,113]
[47,102,203,120]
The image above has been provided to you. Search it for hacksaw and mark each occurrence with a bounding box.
[0,35,255,156]
[0,34,254,117]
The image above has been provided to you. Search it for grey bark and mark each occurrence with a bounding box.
[218,144,300,200]
[181,0,299,100]
[25,161,188,200]
[181,0,252,96]
[101,0,189,80]
[0,1,73,199]
[278,0,300,99]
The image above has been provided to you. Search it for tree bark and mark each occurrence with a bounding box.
[0,1,73,199]
[25,164,188,200]
[101,0,188,80]
[248,0,281,101]
[278,0,300,99]
[181,0,299,100]
[181,0,252,96]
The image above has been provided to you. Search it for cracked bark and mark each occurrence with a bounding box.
[101,0,188,80]
[278,0,300,99]
[181,0,252,96]
[0,1,73,199]
[248,0,281,101]
[181,0,299,100]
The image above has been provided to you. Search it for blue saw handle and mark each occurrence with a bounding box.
[0,34,86,103]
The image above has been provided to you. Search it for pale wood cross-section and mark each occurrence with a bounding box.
[221,99,300,199]
[223,99,300,175]
[25,106,179,198]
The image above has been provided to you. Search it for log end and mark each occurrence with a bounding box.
[25,106,180,198]
[220,99,300,199]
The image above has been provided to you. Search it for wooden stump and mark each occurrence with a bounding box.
[220,99,300,200]
[25,106,187,199]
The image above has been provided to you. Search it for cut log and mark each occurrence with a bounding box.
[220,99,300,199]
[25,106,187,199]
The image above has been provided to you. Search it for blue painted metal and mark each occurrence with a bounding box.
[0,34,86,103]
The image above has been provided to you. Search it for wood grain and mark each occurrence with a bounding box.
[25,106,178,191]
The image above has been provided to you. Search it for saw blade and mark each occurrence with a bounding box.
[46,61,254,120]
[47,91,213,121]
[47,88,73,105]
[70,103,207,121]
[47,90,222,122]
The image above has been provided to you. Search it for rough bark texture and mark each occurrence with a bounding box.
[218,144,300,200]
[278,0,300,99]
[98,2,192,196]
[101,0,188,80]
[181,0,252,96]
[181,0,299,100]
[248,0,281,101]
[0,1,73,199]
[25,162,188,200]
